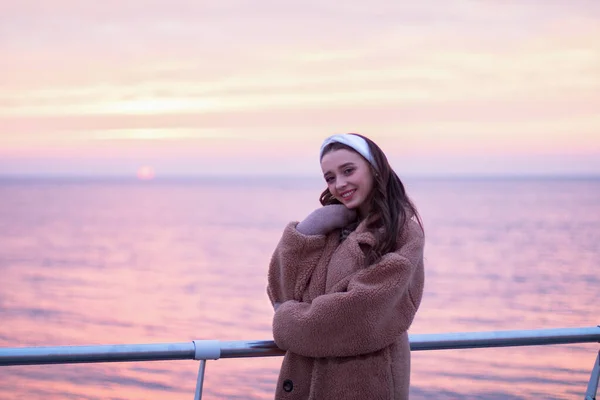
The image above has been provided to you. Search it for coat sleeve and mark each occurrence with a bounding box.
[272,220,424,358]
[267,221,329,305]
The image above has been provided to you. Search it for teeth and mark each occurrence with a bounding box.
[342,191,354,198]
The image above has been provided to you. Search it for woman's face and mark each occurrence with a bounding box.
[321,148,375,218]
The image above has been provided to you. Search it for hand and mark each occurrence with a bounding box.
[296,204,357,235]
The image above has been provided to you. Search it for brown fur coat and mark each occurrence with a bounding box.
[267,216,425,399]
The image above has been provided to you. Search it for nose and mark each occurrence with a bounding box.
[335,176,348,191]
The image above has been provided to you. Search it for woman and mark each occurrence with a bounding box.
[267,133,425,399]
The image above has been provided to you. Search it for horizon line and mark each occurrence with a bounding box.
[1,173,599,182]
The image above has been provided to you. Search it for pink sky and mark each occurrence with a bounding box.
[1,0,599,177]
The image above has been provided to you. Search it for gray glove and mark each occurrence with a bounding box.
[296,204,357,235]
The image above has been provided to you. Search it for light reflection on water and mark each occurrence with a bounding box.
[0,177,598,399]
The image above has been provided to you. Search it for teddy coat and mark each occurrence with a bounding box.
[267,216,425,400]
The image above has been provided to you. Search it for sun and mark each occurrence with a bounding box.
[136,166,155,181]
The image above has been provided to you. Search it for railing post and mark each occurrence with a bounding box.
[192,340,221,400]
[585,350,599,400]
[194,360,207,400]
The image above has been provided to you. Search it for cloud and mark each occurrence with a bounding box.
[0,0,599,175]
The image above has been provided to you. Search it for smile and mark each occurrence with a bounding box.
[340,190,356,199]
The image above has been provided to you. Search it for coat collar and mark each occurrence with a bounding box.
[349,217,378,247]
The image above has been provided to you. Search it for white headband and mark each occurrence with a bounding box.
[319,134,376,167]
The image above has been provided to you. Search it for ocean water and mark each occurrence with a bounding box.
[0,176,598,400]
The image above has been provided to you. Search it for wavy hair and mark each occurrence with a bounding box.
[319,133,423,264]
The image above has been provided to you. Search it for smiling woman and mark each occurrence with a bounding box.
[267,133,425,400]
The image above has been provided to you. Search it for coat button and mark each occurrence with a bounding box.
[283,379,293,392]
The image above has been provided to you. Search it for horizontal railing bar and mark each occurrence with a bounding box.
[0,343,196,366]
[219,340,285,358]
[0,326,598,366]
[409,326,600,351]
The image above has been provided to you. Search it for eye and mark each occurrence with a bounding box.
[325,176,334,183]
[343,167,354,175]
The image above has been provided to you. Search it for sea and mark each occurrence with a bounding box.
[0,176,598,400]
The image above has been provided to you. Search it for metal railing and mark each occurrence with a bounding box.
[1,326,599,399]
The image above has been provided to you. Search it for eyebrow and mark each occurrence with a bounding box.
[338,162,355,169]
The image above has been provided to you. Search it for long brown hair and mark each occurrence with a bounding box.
[319,133,423,264]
